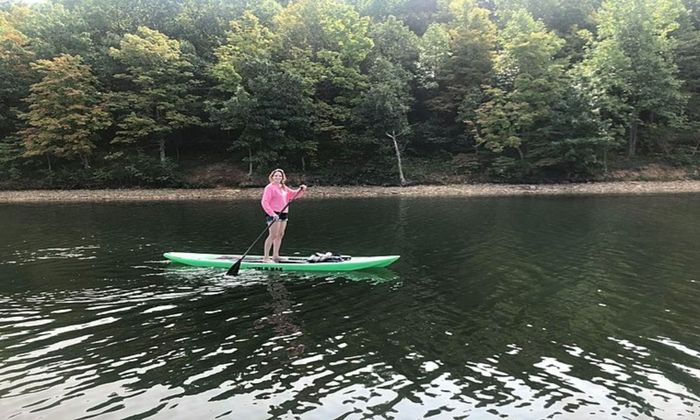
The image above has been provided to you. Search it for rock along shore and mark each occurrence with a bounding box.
[1,181,699,203]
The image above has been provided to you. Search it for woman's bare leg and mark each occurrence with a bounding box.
[272,221,288,261]
[264,222,282,262]
[263,232,273,262]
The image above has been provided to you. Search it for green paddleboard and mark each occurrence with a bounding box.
[164,252,400,272]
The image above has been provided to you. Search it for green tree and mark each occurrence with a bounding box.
[275,0,374,162]
[432,0,496,113]
[209,11,272,175]
[73,0,183,36]
[109,27,201,164]
[417,22,450,90]
[361,16,420,183]
[421,0,496,151]
[475,11,565,160]
[0,8,35,134]
[367,15,420,71]
[358,57,413,184]
[349,0,439,34]
[15,2,95,60]
[494,0,600,37]
[210,12,315,174]
[675,0,700,157]
[174,0,272,60]
[0,8,35,170]
[211,11,275,90]
[19,54,110,171]
[577,0,687,157]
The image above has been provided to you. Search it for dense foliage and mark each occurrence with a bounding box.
[0,0,698,187]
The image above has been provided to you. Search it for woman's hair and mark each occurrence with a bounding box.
[268,168,287,184]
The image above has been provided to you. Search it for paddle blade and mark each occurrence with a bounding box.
[226,259,242,276]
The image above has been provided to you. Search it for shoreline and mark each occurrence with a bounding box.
[0,180,699,203]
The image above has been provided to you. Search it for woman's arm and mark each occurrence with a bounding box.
[261,185,277,216]
[286,185,306,200]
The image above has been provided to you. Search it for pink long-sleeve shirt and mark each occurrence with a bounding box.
[261,184,304,217]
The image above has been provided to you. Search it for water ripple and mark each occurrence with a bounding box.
[1,196,699,418]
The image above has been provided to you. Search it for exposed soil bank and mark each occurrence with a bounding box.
[1,181,699,203]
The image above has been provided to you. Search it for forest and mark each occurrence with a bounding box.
[1,0,699,187]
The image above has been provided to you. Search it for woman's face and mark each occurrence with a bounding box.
[272,172,284,183]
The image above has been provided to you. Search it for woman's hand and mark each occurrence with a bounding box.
[300,184,307,190]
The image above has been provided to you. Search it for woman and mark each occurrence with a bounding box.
[261,168,306,263]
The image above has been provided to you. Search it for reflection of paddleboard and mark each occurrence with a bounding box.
[164,252,400,272]
[294,268,400,284]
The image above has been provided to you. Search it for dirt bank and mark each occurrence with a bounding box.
[1,181,699,203]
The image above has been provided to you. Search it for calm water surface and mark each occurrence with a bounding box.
[0,195,699,419]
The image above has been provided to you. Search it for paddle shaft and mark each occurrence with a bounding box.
[226,189,300,276]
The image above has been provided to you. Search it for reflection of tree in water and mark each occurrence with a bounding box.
[253,279,305,359]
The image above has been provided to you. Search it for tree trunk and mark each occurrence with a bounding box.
[47,155,53,186]
[301,155,306,172]
[603,145,608,175]
[628,119,638,158]
[247,146,253,178]
[81,155,90,170]
[387,131,407,186]
[159,138,166,165]
[156,107,166,165]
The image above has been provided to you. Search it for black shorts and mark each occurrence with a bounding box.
[265,212,288,223]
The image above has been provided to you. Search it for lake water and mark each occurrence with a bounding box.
[1,195,699,419]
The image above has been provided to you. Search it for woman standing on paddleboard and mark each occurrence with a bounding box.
[261,169,306,263]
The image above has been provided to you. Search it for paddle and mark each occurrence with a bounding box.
[226,189,302,276]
